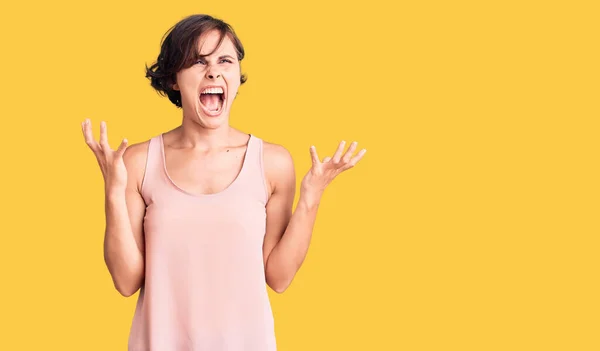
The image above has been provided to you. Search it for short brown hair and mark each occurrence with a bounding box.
[145,14,247,108]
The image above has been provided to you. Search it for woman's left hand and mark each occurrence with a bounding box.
[300,140,367,196]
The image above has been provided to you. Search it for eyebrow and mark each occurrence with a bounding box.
[197,54,236,60]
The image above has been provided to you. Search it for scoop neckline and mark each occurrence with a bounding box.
[158,133,253,198]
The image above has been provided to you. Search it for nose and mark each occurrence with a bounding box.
[206,67,221,79]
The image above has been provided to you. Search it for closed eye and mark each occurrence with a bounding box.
[195,59,233,65]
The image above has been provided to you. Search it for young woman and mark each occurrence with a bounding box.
[81,14,366,350]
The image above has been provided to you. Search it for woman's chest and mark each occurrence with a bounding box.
[144,196,267,246]
[165,149,246,196]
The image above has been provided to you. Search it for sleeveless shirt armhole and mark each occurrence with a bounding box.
[258,138,270,205]
[139,137,153,202]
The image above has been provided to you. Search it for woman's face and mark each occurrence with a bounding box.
[174,30,241,129]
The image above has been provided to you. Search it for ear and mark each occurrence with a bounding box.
[172,82,179,91]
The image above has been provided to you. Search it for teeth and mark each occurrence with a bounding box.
[201,87,224,95]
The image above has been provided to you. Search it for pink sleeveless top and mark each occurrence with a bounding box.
[128,133,277,351]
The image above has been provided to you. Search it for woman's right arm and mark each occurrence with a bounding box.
[104,144,147,297]
[82,119,146,297]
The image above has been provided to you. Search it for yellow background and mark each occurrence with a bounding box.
[0,0,598,350]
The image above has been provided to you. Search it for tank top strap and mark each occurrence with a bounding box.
[236,134,269,205]
[140,134,165,204]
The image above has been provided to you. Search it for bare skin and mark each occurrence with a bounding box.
[82,29,366,296]
[81,119,146,297]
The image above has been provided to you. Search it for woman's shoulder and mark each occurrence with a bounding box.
[259,137,296,194]
[122,137,154,192]
[260,138,294,166]
[123,138,152,166]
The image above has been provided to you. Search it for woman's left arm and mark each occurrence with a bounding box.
[262,141,367,293]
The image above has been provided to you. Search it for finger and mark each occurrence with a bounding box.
[323,156,332,163]
[331,140,346,163]
[99,121,111,151]
[82,119,101,154]
[309,145,321,166]
[116,138,128,158]
[344,148,367,170]
[342,141,358,163]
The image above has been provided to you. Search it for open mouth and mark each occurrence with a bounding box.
[199,86,225,115]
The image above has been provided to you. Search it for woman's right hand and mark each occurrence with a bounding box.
[81,119,129,192]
